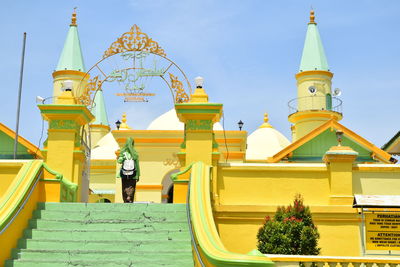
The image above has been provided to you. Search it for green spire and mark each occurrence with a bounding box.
[92,90,109,126]
[299,10,329,72]
[56,10,86,72]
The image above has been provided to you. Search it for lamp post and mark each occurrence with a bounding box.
[238,120,244,131]
[336,130,343,146]
[115,120,121,130]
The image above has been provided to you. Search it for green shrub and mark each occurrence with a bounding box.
[257,194,320,255]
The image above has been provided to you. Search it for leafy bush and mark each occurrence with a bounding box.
[257,194,320,255]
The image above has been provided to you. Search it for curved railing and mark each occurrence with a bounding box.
[186,161,274,267]
[42,162,78,202]
[0,160,43,234]
[0,160,43,265]
[288,96,342,115]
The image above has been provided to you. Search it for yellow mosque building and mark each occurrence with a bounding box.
[1,9,400,267]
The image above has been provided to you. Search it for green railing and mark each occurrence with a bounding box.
[42,163,78,202]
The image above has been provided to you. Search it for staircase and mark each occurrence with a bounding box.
[6,203,194,267]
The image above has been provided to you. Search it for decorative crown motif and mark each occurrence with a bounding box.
[169,73,190,103]
[77,75,101,106]
[103,25,166,58]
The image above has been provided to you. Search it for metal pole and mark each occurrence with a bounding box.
[14,32,27,159]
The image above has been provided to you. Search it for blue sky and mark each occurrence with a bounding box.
[1,1,399,150]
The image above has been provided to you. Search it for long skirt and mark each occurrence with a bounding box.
[121,178,137,203]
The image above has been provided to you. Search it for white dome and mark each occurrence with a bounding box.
[91,132,119,160]
[246,115,290,160]
[147,108,223,131]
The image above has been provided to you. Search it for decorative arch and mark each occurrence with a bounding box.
[77,24,191,107]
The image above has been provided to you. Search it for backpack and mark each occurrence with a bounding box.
[122,152,135,176]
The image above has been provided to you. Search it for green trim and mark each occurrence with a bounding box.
[187,119,212,130]
[38,104,87,108]
[49,120,77,130]
[171,163,194,181]
[38,105,93,123]
[174,180,189,184]
[176,109,221,114]
[42,162,63,179]
[42,163,78,202]
[291,129,373,162]
[175,103,223,107]
[0,161,42,232]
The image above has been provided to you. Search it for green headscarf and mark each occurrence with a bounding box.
[117,137,140,180]
[120,137,138,160]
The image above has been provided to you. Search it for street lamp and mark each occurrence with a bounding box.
[115,120,121,130]
[238,120,244,131]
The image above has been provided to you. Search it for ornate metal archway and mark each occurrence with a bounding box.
[77,25,191,107]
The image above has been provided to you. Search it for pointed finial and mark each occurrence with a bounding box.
[259,112,273,128]
[309,9,317,25]
[119,113,132,130]
[70,7,77,26]
[264,113,269,123]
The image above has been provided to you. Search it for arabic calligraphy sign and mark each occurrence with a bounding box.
[105,52,162,102]
[365,213,400,250]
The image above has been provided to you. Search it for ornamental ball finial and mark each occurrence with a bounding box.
[70,7,77,26]
[259,112,273,128]
[122,112,127,123]
[309,9,317,25]
[264,113,269,123]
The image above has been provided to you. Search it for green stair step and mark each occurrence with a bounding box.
[18,239,192,251]
[6,203,193,267]
[37,202,186,212]
[13,249,193,261]
[6,259,193,267]
[24,228,189,241]
[29,218,188,230]
[32,209,187,221]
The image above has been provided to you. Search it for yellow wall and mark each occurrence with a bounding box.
[0,161,24,197]
[0,180,40,265]
[214,163,400,256]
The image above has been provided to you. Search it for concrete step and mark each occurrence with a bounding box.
[32,209,187,221]
[23,228,189,241]
[18,239,192,251]
[37,203,186,212]
[6,203,193,267]
[6,258,194,267]
[13,249,192,261]
[29,218,188,231]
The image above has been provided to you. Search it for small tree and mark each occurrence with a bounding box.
[257,194,320,255]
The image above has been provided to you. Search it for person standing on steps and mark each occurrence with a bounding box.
[117,137,140,203]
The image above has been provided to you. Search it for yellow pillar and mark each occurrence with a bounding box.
[173,82,223,203]
[323,146,358,205]
[39,90,94,202]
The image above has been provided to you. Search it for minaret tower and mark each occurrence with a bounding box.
[289,10,342,141]
[52,9,89,102]
[90,89,110,148]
